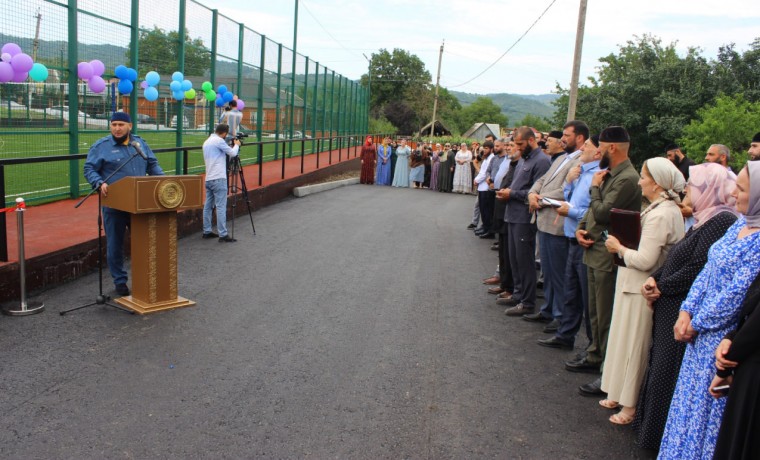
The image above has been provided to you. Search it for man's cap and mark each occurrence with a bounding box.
[599,126,630,143]
[664,143,679,152]
[547,130,563,140]
[590,134,600,148]
[753,132,760,143]
[111,112,131,123]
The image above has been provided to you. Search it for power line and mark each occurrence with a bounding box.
[448,0,559,88]
[300,0,363,61]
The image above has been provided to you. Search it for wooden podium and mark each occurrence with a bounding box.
[103,175,203,314]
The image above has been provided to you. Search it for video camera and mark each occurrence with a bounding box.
[235,132,249,140]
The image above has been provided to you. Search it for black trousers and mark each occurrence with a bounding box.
[498,227,514,292]
[478,190,495,235]
[508,222,537,308]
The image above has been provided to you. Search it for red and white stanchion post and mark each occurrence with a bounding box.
[2,198,44,316]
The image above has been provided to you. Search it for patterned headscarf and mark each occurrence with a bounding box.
[688,163,737,229]
[746,161,760,228]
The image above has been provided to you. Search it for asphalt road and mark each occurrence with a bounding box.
[0,185,655,459]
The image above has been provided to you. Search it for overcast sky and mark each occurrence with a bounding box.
[200,0,759,95]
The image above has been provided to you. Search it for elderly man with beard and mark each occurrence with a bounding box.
[524,122,588,331]
[501,127,551,317]
[567,126,641,399]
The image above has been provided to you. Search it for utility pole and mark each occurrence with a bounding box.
[567,0,587,122]
[429,40,444,140]
[32,8,42,61]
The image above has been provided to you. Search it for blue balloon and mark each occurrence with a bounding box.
[222,91,234,102]
[172,71,183,82]
[169,80,181,92]
[145,71,160,86]
[172,90,185,101]
[215,97,225,107]
[180,79,192,91]
[126,67,138,82]
[118,79,133,94]
[144,86,159,102]
[217,85,228,95]
[114,65,128,79]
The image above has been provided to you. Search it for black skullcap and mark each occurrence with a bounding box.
[547,130,563,140]
[753,132,760,143]
[599,126,630,143]
[111,111,131,123]
[664,143,679,152]
[591,134,600,148]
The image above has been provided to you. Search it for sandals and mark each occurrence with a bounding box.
[599,399,619,410]
[609,410,635,425]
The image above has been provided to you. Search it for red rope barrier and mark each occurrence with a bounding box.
[0,202,25,213]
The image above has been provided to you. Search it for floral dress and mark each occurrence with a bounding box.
[658,216,760,459]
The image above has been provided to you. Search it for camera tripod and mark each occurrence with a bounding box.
[227,151,256,239]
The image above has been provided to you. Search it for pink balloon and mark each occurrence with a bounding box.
[10,53,33,73]
[77,62,93,80]
[90,59,105,76]
[1,53,10,63]
[12,71,28,82]
[237,100,245,111]
[1,43,22,57]
[88,75,106,93]
[0,62,13,82]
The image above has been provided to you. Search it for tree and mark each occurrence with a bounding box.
[128,27,211,76]
[714,38,760,103]
[680,93,760,168]
[458,97,508,131]
[518,114,552,132]
[360,48,431,116]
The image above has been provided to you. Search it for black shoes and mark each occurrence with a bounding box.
[565,357,601,373]
[522,312,552,323]
[543,319,560,333]
[479,233,495,239]
[219,235,236,243]
[537,336,574,350]
[578,377,605,396]
[202,232,219,239]
[505,303,534,316]
[467,223,477,229]
[115,283,130,296]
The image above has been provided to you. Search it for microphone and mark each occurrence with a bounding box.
[131,141,147,160]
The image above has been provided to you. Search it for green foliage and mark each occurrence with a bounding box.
[451,90,556,122]
[368,115,397,136]
[128,27,210,76]
[518,114,553,132]
[458,97,508,131]
[361,48,431,115]
[680,93,760,168]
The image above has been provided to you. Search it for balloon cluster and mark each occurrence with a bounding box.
[168,71,195,101]
[214,85,245,110]
[77,59,107,93]
[0,43,49,83]
[142,71,160,101]
[114,65,138,94]
[201,81,216,102]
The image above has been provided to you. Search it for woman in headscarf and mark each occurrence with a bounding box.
[658,161,760,459]
[599,157,686,425]
[429,143,442,192]
[375,137,392,186]
[409,146,425,188]
[359,136,376,185]
[634,163,738,450]
[437,143,455,193]
[452,142,473,194]
[391,138,411,188]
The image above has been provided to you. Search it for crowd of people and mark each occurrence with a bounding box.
[359,125,760,458]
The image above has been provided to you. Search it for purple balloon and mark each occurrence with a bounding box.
[140,80,149,89]
[10,53,33,73]
[88,75,106,93]
[1,53,10,63]
[12,71,28,82]
[237,100,245,111]
[90,59,105,76]
[77,62,93,80]
[0,62,13,82]
[1,43,22,57]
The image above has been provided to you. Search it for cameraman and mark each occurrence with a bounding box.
[202,123,240,242]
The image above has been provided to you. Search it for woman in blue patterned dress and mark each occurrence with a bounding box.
[658,162,760,459]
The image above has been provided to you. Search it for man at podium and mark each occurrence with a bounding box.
[83,111,164,296]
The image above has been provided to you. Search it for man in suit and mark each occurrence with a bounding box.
[488,138,515,297]
[524,122,589,332]
[501,127,551,317]
[567,126,642,397]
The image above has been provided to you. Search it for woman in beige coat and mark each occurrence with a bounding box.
[599,157,686,424]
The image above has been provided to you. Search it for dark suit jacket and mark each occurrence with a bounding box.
[504,147,551,225]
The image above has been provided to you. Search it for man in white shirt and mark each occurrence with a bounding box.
[474,140,496,238]
[202,123,241,242]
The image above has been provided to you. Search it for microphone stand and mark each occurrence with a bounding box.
[61,143,145,316]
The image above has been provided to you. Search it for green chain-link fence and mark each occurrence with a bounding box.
[0,0,368,206]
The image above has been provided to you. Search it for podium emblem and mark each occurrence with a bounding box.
[156,179,184,209]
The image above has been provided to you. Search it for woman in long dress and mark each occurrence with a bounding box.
[359,136,376,184]
[375,137,392,186]
[599,157,686,425]
[437,144,455,193]
[429,144,442,192]
[452,143,473,194]
[391,139,411,188]
[409,148,425,188]
[658,162,760,459]
[634,163,737,450]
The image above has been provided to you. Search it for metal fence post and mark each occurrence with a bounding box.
[2,198,44,316]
